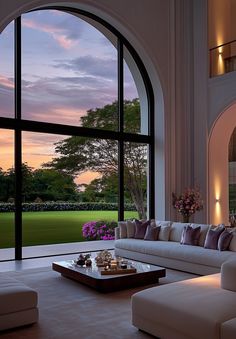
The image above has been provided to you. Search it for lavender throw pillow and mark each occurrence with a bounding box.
[204,226,225,250]
[144,225,161,241]
[218,230,233,251]
[134,219,150,239]
[180,225,201,246]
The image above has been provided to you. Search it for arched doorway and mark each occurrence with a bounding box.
[208,102,236,225]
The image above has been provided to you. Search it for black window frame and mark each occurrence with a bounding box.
[0,6,155,260]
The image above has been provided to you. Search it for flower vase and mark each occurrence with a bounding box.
[182,215,190,223]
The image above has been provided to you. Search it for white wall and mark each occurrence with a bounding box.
[208,0,236,225]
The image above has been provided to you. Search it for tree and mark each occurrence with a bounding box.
[0,164,78,202]
[45,99,147,218]
[30,168,78,202]
[81,174,118,203]
[0,167,10,201]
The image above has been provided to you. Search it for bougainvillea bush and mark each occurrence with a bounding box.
[82,220,117,240]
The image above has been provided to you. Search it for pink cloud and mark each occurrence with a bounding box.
[0,75,14,89]
[53,34,73,49]
[22,18,74,49]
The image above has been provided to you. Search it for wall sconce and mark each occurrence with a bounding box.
[215,198,220,203]
[218,47,223,55]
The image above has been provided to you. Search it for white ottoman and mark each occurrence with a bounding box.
[0,276,38,331]
[131,274,236,339]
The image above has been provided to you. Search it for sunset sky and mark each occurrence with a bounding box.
[0,9,138,184]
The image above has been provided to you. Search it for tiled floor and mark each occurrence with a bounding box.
[0,240,115,272]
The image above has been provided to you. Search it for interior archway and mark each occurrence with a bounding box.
[208,102,236,225]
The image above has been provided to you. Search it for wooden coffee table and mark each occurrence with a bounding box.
[52,252,166,293]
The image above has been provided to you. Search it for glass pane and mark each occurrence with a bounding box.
[0,22,14,118]
[124,47,148,135]
[21,10,118,130]
[22,131,118,257]
[124,142,148,220]
[0,129,15,260]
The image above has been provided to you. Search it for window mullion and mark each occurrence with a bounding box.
[14,16,22,260]
[118,39,124,221]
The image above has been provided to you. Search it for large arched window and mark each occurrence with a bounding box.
[0,7,154,260]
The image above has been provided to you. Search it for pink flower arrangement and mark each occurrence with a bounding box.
[82,220,117,240]
[172,187,203,220]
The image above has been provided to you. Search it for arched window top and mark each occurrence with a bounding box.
[0,7,153,136]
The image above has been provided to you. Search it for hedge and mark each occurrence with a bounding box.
[0,202,136,212]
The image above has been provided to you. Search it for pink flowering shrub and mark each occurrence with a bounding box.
[82,220,117,240]
[172,187,203,219]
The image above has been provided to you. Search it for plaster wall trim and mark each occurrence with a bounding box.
[192,0,208,223]
[169,0,194,220]
[208,71,236,130]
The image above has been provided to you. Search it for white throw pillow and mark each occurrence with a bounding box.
[169,222,186,242]
[126,220,136,238]
[155,221,172,241]
[118,221,127,239]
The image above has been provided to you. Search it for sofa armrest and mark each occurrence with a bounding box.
[115,226,120,240]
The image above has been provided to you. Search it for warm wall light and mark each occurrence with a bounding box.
[215,198,220,203]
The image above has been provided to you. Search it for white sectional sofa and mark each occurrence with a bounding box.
[131,260,236,339]
[114,221,236,275]
[0,275,38,331]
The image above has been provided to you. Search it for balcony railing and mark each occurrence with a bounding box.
[210,40,236,77]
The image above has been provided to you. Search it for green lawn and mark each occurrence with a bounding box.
[0,210,138,248]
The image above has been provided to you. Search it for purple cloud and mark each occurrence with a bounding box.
[54,55,117,80]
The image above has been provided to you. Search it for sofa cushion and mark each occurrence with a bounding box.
[132,273,236,339]
[155,221,172,241]
[126,220,136,238]
[144,224,160,241]
[190,223,211,246]
[134,219,150,239]
[221,318,236,339]
[118,221,127,239]
[204,225,225,250]
[115,238,236,268]
[169,222,187,242]
[218,230,233,251]
[180,225,201,246]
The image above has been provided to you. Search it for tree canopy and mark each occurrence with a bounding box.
[0,164,78,202]
[45,99,148,218]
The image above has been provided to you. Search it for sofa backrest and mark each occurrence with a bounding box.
[169,222,211,246]
[116,220,223,248]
